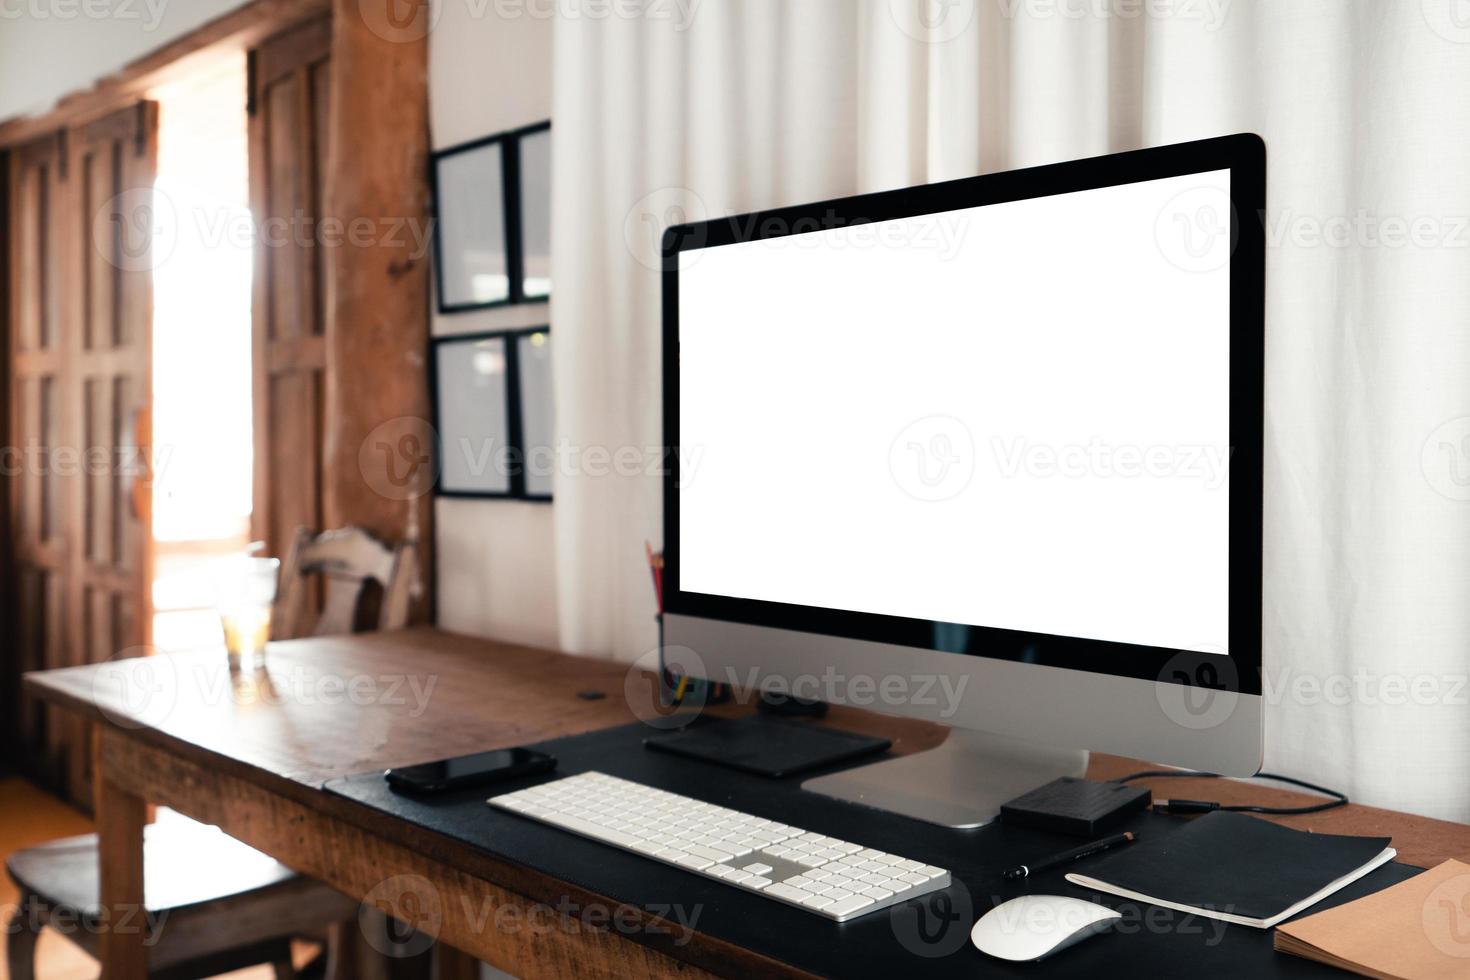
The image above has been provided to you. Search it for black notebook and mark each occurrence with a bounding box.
[1065,810,1396,928]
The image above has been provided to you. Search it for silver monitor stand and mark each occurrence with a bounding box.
[802,729,1087,829]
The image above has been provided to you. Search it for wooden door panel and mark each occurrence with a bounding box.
[66,103,156,801]
[7,134,68,782]
[72,111,155,632]
[4,104,155,801]
[250,17,331,575]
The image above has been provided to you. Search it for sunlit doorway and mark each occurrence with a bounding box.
[150,55,254,653]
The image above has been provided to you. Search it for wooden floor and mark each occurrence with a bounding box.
[0,777,308,980]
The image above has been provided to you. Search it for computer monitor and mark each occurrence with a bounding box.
[661,134,1265,828]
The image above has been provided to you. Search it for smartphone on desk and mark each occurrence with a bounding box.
[385,747,556,795]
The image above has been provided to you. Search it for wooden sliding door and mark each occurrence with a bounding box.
[249,17,331,602]
[4,103,156,801]
[6,133,68,786]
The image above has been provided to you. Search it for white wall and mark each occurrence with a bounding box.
[429,1,559,649]
[0,0,250,121]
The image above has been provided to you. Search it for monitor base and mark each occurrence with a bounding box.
[801,729,1087,829]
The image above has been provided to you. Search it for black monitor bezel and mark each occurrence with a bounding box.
[661,133,1265,696]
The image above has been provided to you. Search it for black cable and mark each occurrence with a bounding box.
[1112,769,1348,816]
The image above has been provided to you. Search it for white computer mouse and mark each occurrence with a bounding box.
[970,895,1121,962]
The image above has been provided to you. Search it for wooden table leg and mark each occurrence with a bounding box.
[432,944,482,980]
[93,729,148,979]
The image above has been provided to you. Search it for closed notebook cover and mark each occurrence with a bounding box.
[1274,859,1470,980]
[1068,811,1392,923]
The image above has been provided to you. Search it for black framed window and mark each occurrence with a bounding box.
[431,327,553,501]
[430,120,551,313]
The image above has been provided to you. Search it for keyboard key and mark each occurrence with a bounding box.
[743,876,772,890]
[766,883,807,903]
[743,863,774,876]
[800,893,835,910]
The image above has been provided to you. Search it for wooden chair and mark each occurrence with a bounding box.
[5,526,418,979]
[273,526,418,639]
[5,812,359,979]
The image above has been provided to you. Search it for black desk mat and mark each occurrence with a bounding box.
[326,722,1420,978]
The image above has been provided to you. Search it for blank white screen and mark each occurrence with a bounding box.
[678,170,1231,656]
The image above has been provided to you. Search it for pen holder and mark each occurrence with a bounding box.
[656,613,731,708]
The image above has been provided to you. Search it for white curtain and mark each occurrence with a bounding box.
[551,0,1470,821]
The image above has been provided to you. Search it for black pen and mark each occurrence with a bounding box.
[1001,831,1136,880]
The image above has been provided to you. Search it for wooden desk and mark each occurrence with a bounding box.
[25,628,1470,978]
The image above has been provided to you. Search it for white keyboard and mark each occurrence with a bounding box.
[488,771,951,922]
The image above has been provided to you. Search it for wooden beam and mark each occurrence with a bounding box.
[320,0,433,620]
[0,0,332,149]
